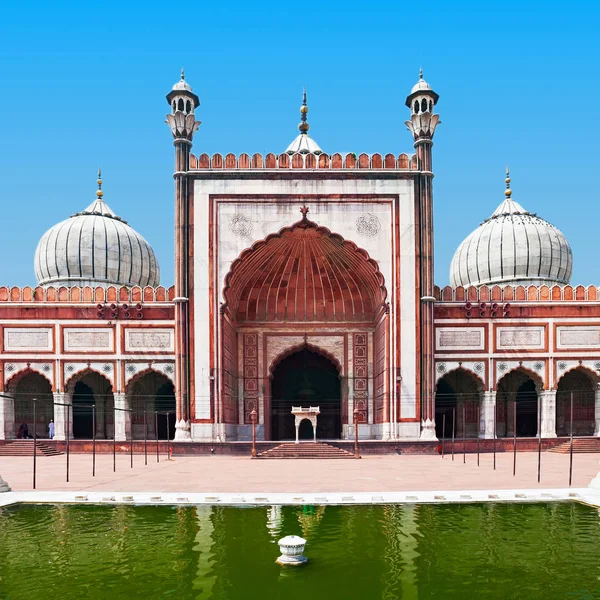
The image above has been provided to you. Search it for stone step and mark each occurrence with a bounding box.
[0,441,63,457]
[256,442,357,459]
[548,438,600,454]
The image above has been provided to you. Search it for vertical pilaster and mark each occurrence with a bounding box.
[594,384,600,436]
[113,392,130,441]
[540,389,557,438]
[173,140,192,441]
[416,141,437,440]
[53,392,72,441]
[0,392,15,440]
[506,393,516,437]
[479,391,496,439]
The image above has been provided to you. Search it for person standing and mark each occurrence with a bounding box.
[48,419,55,439]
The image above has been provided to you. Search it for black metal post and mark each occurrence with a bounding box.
[477,400,480,467]
[144,410,147,466]
[66,403,70,483]
[513,400,517,477]
[32,399,37,490]
[130,417,133,469]
[167,412,171,461]
[441,413,446,458]
[462,405,466,464]
[113,406,116,473]
[493,399,496,471]
[92,405,96,477]
[451,407,455,461]
[537,393,541,484]
[569,391,574,486]
[155,412,159,463]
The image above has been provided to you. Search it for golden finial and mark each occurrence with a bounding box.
[298,86,309,134]
[505,165,512,198]
[96,167,104,199]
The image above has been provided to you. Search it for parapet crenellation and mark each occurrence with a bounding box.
[0,285,175,303]
[189,152,418,171]
[435,284,600,303]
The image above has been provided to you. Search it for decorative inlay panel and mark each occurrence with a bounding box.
[64,328,112,351]
[4,328,52,351]
[497,327,544,350]
[356,213,381,238]
[353,333,368,423]
[124,329,174,352]
[229,214,253,239]
[243,333,259,424]
[557,326,600,349]
[436,327,485,351]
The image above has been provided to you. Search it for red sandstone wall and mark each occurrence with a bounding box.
[221,315,239,424]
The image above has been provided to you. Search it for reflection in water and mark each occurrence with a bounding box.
[266,505,283,539]
[0,503,599,599]
[193,506,216,599]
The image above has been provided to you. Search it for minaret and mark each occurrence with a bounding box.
[405,69,441,440]
[166,69,200,441]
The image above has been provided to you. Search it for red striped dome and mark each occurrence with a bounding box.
[223,216,386,322]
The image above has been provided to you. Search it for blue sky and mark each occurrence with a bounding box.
[0,1,598,287]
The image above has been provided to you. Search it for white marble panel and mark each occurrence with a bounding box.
[497,327,544,350]
[557,326,600,349]
[436,327,485,351]
[124,329,175,352]
[64,328,113,352]
[4,328,53,351]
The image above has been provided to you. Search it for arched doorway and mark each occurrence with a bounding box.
[435,369,483,439]
[127,370,176,440]
[69,371,114,439]
[221,211,388,440]
[496,369,540,437]
[556,368,596,436]
[270,348,341,441]
[8,370,53,438]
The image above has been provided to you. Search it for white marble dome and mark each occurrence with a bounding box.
[450,176,572,288]
[34,180,159,288]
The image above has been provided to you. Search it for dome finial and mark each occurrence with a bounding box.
[505,165,512,198]
[419,66,423,80]
[298,86,309,134]
[181,67,185,81]
[97,167,103,199]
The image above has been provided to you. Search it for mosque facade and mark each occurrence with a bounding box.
[0,71,598,445]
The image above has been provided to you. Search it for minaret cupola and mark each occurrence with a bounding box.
[166,68,199,116]
[405,69,441,142]
[166,69,201,143]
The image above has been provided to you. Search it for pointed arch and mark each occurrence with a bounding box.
[435,368,483,439]
[268,342,343,379]
[496,367,541,438]
[497,366,544,391]
[65,367,113,393]
[222,215,387,322]
[125,366,175,391]
[6,367,53,392]
[556,366,596,436]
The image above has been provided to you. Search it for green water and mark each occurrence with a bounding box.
[0,503,598,600]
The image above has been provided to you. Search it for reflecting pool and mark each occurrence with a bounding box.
[0,502,599,599]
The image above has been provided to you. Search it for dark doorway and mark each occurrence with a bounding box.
[155,381,176,440]
[515,380,538,437]
[271,349,341,440]
[435,379,456,439]
[72,381,94,439]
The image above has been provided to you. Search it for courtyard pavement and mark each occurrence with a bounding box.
[0,451,598,493]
